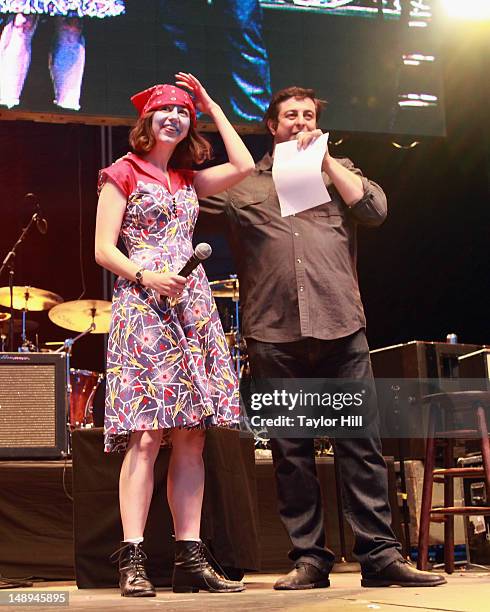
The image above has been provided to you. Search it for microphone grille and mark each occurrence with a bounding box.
[194,242,212,261]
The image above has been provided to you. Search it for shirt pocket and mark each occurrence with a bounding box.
[230,191,271,226]
[311,202,345,228]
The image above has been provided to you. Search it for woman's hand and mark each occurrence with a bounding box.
[143,271,186,298]
[175,72,217,115]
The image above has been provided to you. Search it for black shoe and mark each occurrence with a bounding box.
[172,540,245,593]
[274,562,330,590]
[110,542,156,597]
[361,559,447,588]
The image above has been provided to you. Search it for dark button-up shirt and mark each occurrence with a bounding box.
[199,152,387,343]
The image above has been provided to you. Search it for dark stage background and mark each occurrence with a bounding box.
[0,23,488,374]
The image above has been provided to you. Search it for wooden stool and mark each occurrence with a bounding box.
[417,391,490,573]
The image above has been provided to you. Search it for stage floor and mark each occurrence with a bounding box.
[2,571,489,612]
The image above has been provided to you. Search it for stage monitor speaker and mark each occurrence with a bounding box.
[0,352,68,458]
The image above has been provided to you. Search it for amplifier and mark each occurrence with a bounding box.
[459,348,490,379]
[370,340,481,459]
[370,340,481,380]
[0,352,69,458]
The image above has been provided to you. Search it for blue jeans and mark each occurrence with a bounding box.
[159,0,271,121]
[246,329,403,573]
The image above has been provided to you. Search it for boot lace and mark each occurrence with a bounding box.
[110,542,148,579]
[198,542,237,586]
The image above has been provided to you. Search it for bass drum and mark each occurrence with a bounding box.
[69,369,104,429]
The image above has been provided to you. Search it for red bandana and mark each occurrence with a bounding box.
[130,84,196,125]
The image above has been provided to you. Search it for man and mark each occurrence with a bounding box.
[199,86,446,589]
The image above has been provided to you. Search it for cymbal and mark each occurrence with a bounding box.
[0,317,39,335]
[209,278,239,298]
[0,312,11,322]
[0,286,63,311]
[49,299,112,334]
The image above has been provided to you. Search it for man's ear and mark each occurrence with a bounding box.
[266,119,277,136]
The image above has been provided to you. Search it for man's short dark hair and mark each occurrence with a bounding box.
[263,86,326,133]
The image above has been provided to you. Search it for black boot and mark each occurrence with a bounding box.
[111,541,156,597]
[172,540,245,593]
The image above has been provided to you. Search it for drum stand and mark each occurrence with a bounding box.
[55,321,96,454]
[18,296,37,352]
[209,275,245,379]
[229,275,243,380]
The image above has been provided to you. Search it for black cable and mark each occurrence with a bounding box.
[62,453,73,503]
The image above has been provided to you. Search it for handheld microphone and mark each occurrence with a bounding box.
[162,243,212,306]
[24,193,48,235]
[178,242,212,277]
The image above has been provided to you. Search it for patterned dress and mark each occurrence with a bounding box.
[99,154,240,453]
[0,1,125,18]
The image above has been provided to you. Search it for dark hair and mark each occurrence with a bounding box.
[129,111,213,168]
[263,86,326,133]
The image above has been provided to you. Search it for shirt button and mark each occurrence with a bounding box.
[294,232,300,237]
[299,285,304,292]
[297,258,302,264]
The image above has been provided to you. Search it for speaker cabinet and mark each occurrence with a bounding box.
[0,352,68,458]
[459,349,490,379]
[370,340,481,380]
[370,341,481,459]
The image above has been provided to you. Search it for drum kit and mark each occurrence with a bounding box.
[209,275,248,380]
[0,286,110,432]
[0,275,247,437]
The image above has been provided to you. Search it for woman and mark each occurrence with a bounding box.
[95,73,254,597]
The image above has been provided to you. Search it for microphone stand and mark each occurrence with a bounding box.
[0,212,42,352]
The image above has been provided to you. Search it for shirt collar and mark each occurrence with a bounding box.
[256,151,273,172]
[126,152,188,194]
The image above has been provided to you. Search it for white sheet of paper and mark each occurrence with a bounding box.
[272,132,331,217]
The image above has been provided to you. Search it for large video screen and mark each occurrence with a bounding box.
[0,1,444,136]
